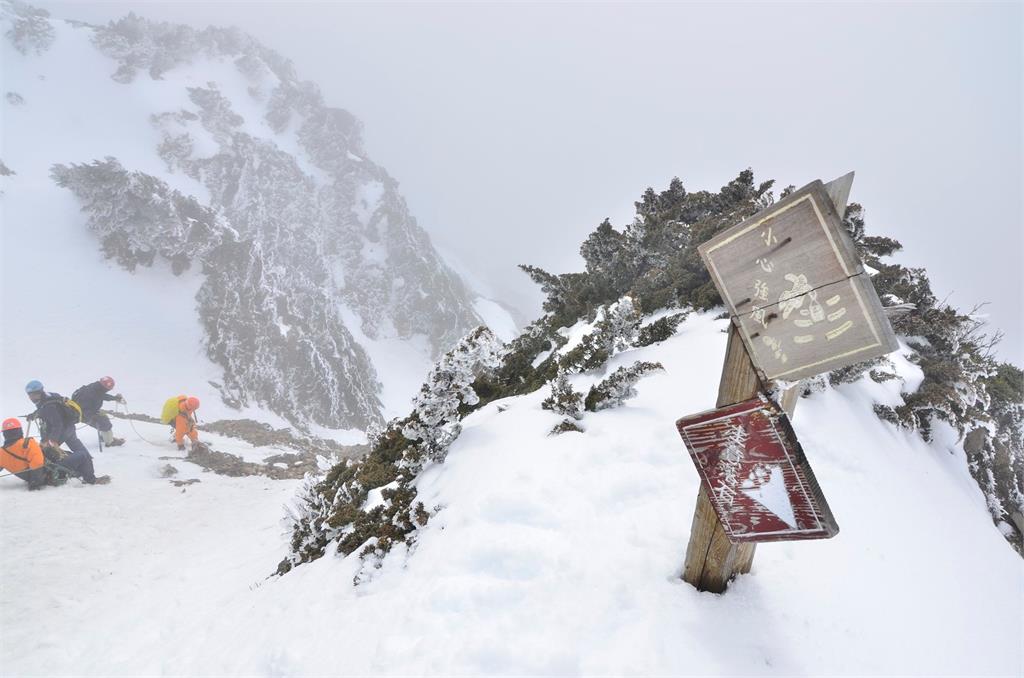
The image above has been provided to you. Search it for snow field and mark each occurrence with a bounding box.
[3,312,1017,675]
[0,419,300,676]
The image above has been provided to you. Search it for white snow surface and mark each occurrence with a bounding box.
[473,296,518,343]
[1,312,1020,676]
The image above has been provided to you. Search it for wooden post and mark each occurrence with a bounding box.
[680,172,855,593]
[681,323,762,592]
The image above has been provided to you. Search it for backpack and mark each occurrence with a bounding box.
[71,385,88,406]
[63,398,83,425]
[161,396,184,425]
[41,394,82,425]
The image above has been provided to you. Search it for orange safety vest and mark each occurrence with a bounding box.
[1,437,45,474]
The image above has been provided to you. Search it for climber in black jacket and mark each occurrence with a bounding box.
[73,376,125,447]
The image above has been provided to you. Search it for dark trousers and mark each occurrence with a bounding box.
[84,413,112,433]
[57,423,90,456]
[13,467,47,489]
[52,448,96,483]
[53,424,96,481]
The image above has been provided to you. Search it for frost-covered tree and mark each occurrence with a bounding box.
[560,296,642,373]
[52,158,384,430]
[815,202,1024,552]
[51,158,230,273]
[541,370,584,420]
[635,311,689,347]
[403,326,505,466]
[2,0,54,55]
[47,13,484,427]
[279,327,505,577]
[584,361,664,412]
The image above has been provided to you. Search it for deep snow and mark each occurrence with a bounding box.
[1,312,1020,676]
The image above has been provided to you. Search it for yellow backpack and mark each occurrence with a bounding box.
[160,396,184,425]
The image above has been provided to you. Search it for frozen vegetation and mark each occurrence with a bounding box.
[1,2,1020,676]
[1,0,486,430]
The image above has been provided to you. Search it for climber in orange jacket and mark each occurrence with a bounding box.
[171,396,200,451]
[1,418,47,490]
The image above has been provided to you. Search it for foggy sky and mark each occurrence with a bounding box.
[43,1,1024,364]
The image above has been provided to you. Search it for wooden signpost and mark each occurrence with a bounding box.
[679,172,898,593]
[677,395,838,542]
[698,176,898,382]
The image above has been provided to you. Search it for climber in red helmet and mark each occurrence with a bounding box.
[72,376,126,447]
[172,395,201,451]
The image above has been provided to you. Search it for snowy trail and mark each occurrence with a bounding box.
[1,314,1021,676]
[0,421,298,676]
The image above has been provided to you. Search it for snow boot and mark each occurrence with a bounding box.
[89,475,112,485]
[106,437,126,447]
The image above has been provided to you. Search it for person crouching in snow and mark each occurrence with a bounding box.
[24,381,108,485]
[25,380,89,457]
[163,395,200,451]
[2,417,108,486]
[73,376,125,447]
[2,418,47,490]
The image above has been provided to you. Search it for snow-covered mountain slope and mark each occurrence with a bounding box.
[0,2,504,429]
[2,312,1019,676]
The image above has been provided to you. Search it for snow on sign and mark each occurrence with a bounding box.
[698,179,898,382]
[676,396,839,542]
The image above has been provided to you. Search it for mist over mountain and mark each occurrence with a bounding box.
[2,0,498,429]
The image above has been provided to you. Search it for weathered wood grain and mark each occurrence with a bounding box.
[678,397,840,542]
[824,171,855,218]
[697,177,897,383]
[734,273,900,381]
[698,180,863,316]
[682,323,762,592]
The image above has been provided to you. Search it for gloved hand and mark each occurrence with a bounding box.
[42,444,64,462]
[115,394,125,403]
[177,444,185,451]
[25,412,38,422]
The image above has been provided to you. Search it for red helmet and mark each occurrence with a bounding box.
[99,376,115,390]
[2,418,22,431]
[185,396,200,411]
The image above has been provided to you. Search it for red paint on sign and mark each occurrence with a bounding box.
[676,396,839,542]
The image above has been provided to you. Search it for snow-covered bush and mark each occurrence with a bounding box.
[560,297,642,373]
[813,202,1024,550]
[584,361,664,412]
[541,370,584,421]
[635,311,689,347]
[549,419,585,435]
[402,326,505,467]
[279,327,504,577]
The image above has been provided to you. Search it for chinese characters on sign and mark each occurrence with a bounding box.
[676,396,839,542]
[698,180,898,382]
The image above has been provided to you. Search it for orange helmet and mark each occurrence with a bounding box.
[185,396,200,411]
[2,418,21,431]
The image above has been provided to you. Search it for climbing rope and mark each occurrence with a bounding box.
[115,399,163,448]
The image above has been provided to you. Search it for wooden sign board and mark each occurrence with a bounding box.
[698,180,898,382]
[676,396,839,542]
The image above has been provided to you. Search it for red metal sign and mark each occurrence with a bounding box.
[676,396,839,542]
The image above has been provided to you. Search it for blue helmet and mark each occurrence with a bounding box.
[25,380,44,394]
